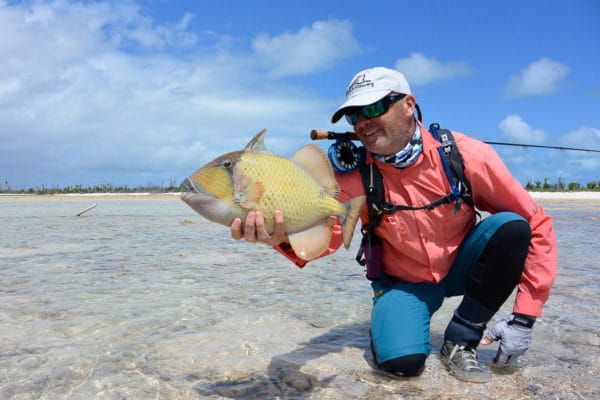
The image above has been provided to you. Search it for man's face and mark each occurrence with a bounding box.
[352,95,416,156]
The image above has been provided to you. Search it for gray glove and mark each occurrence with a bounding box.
[480,313,535,367]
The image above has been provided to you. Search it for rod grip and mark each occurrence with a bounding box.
[310,129,358,141]
[310,129,333,140]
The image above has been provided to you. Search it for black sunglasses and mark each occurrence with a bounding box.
[345,94,406,125]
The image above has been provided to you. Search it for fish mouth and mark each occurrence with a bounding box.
[179,177,243,226]
[180,177,204,194]
[180,178,194,192]
[179,178,215,211]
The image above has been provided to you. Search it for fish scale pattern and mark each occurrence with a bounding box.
[237,152,345,234]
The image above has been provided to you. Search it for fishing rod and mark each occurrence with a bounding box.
[310,129,600,153]
[483,141,600,153]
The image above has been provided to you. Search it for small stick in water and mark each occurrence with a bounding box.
[76,204,97,216]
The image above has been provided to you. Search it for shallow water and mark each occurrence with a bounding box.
[0,197,598,399]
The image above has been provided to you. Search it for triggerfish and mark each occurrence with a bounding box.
[180,129,366,261]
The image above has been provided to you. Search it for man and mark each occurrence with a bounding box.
[231,67,557,383]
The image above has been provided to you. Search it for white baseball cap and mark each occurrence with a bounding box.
[331,67,412,123]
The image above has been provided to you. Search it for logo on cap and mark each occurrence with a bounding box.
[346,74,374,97]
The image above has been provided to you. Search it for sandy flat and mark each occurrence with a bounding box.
[1,191,597,399]
[528,191,600,201]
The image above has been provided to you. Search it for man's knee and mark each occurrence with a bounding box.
[379,354,426,377]
[466,219,532,310]
[494,219,532,255]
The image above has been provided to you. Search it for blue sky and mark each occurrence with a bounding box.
[1,0,599,190]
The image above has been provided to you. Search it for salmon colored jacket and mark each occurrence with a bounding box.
[276,121,557,317]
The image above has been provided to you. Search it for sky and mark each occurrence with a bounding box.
[1,0,599,191]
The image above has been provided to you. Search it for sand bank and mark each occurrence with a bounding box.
[529,191,600,204]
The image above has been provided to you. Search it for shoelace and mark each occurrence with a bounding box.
[448,345,482,371]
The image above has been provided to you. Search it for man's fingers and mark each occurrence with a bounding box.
[480,336,494,346]
[254,211,271,243]
[480,321,507,346]
[243,211,257,242]
[231,218,243,240]
[232,210,285,245]
[272,210,286,243]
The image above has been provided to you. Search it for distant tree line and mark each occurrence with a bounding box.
[0,179,181,195]
[1,178,598,195]
[525,177,599,191]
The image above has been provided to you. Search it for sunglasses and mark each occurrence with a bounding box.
[345,94,406,125]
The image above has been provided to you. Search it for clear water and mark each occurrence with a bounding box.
[0,197,598,399]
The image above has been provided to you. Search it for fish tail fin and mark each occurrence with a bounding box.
[340,195,366,249]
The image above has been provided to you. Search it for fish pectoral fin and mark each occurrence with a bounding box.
[288,221,334,261]
[235,181,265,208]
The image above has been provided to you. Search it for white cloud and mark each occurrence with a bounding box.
[546,126,600,182]
[497,119,600,185]
[563,126,600,148]
[0,1,336,189]
[498,115,547,143]
[505,58,569,98]
[117,10,198,50]
[557,126,600,164]
[393,52,472,87]
[252,19,360,77]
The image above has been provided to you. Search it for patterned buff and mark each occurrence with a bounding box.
[374,128,423,169]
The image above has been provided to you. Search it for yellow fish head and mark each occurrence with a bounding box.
[180,151,244,226]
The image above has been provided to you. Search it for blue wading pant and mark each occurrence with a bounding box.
[370,211,528,364]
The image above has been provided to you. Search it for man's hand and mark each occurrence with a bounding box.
[480,314,535,367]
[230,210,288,246]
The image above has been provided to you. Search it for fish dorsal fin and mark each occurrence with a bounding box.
[288,219,335,261]
[291,144,340,198]
[243,129,272,154]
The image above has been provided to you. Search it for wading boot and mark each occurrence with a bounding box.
[440,340,491,383]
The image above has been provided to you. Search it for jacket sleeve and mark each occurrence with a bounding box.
[458,135,558,316]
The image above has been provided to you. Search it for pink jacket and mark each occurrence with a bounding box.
[277,121,557,316]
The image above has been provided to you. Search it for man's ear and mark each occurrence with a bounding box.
[403,94,416,116]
